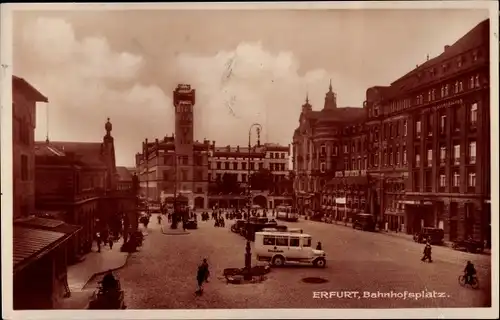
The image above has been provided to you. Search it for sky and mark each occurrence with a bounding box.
[12,6,489,166]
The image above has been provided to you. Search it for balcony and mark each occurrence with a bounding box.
[453,158,460,166]
[469,156,476,165]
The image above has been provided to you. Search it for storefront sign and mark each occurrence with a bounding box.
[336,197,346,204]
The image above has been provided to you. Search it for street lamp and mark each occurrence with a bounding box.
[245,123,262,280]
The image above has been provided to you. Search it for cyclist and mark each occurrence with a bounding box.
[464,261,476,285]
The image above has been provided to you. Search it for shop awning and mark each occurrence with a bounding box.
[13,227,68,274]
[15,217,81,235]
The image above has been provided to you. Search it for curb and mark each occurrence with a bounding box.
[82,252,131,290]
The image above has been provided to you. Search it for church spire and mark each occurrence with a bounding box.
[306,92,309,104]
[329,79,332,92]
[324,80,337,110]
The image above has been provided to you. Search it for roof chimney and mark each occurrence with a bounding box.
[444,45,450,51]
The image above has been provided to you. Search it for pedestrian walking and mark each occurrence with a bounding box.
[96,233,102,253]
[195,259,210,295]
[108,237,114,249]
[421,241,433,262]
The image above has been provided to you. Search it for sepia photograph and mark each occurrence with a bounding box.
[1,2,498,319]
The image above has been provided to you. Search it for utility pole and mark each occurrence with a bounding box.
[245,123,262,280]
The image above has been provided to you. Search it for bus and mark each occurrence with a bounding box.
[276,205,299,222]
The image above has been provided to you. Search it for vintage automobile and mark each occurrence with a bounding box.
[242,220,279,241]
[352,213,376,232]
[231,219,247,233]
[184,219,198,230]
[413,227,444,245]
[255,231,326,268]
[88,280,126,309]
[452,238,484,253]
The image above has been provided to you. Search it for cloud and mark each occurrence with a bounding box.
[19,17,171,166]
[19,18,368,166]
[172,42,366,148]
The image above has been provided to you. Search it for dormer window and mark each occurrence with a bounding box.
[429,68,435,76]
[472,51,478,61]
[457,57,462,68]
[442,63,448,72]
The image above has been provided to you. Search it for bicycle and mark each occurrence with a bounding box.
[458,274,479,289]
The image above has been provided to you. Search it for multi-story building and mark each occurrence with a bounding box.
[392,19,490,242]
[136,84,210,209]
[136,85,292,209]
[33,118,137,259]
[292,83,367,217]
[293,19,491,244]
[12,75,48,219]
[207,142,291,209]
[12,76,81,309]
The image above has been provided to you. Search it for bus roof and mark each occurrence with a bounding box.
[256,231,311,237]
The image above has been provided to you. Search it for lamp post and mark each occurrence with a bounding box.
[245,123,262,280]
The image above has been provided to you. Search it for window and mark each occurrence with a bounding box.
[259,162,264,170]
[440,146,446,165]
[475,75,480,87]
[469,76,475,89]
[428,90,432,101]
[427,149,433,166]
[270,153,274,159]
[431,89,436,100]
[290,237,300,247]
[263,236,275,246]
[441,86,445,98]
[453,145,460,165]
[459,81,463,92]
[453,172,460,187]
[216,162,221,170]
[415,153,421,167]
[344,144,348,153]
[182,156,188,165]
[473,51,478,61]
[440,115,447,133]
[333,145,338,156]
[403,148,407,165]
[468,172,476,187]
[320,162,326,173]
[250,162,255,171]
[470,103,478,125]
[181,169,188,181]
[224,162,229,170]
[396,151,400,165]
[455,81,459,93]
[321,144,326,155]
[232,162,237,170]
[439,174,446,187]
[469,141,476,164]
[389,152,393,166]
[416,120,421,135]
[445,85,449,96]
[21,155,28,180]
[303,237,312,247]
[427,113,433,135]
[242,162,247,170]
[275,236,289,246]
[242,174,247,183]
[457,57,462,68]
[403,120,408,136]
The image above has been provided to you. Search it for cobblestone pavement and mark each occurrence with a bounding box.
[85,214,491,309]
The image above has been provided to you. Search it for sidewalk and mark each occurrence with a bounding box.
[57,239,130,309]
[307,218,491,255]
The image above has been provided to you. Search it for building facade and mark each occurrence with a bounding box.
[12,76,80,309]
[292,83,368,217]
[136,84,292,210]
[12,75,48,219]
[292,19,491,244]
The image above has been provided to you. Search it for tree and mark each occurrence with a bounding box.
[250,168,274,191]
[217,173,241,194]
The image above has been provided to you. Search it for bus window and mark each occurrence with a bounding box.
[263,236,276,246]
[275,236,289,246]
[290,237,300,247]
[303,237,312,247]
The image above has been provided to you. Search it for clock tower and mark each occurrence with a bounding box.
[173,84,196,206]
